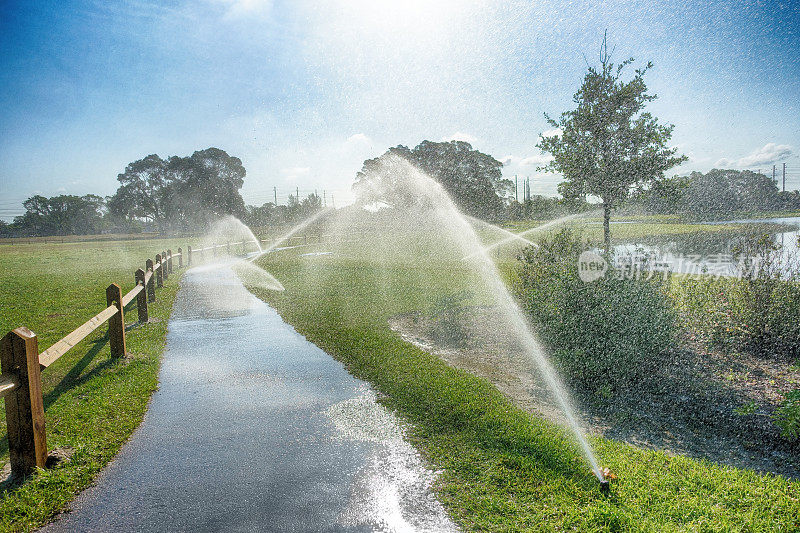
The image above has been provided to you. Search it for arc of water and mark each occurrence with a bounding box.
[465,215,538,249]
[463,211,599,260]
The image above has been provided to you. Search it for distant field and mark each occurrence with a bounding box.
[503,216,795,242]
[0,239,186,531]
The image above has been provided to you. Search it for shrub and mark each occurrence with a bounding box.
[667,232,800,360]
[517,228,676,390]
[773,389,800,441]
[426,290,473,347]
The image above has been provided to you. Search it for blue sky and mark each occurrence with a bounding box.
[1,0,799,219]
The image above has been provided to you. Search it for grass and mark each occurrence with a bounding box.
[503,217,794,242]
[0,238,187,532]
[251,238,800,531]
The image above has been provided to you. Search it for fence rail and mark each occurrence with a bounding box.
[0,245,193,478]
[0,236,323,479]
[39,305,119,368]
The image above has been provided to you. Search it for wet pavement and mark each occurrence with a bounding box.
[45,265,455,532]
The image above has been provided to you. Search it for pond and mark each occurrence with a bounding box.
[611,216,800,277]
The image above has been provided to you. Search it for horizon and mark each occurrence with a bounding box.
[1,0,799,221]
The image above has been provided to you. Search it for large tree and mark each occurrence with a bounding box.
[107,154,170,229]
[354,140,512,221]
[538,37,686,251]
[170,148,247,224]
[680,169,780,218]
[108,148,246,232]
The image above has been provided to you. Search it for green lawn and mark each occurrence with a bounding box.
[0,239,187,532]
[251,236,800,531]
[503,217,795,242]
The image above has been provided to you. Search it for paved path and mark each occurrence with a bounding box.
[46,266,455,532]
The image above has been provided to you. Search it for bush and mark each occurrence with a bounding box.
[426,290,473,347]
[773,389,800,441]
[517,228,676,390]
[667,232,800,360]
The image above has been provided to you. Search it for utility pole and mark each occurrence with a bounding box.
[296,186,299,200]
[323,190,327,207]
[331,194,335,209]
[515,175,518,203]
[273,186,277,205]
[783,163,787,192]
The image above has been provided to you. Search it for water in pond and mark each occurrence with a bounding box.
[613,216,800,276]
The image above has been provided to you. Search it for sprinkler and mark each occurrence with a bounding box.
[598,467,616,496]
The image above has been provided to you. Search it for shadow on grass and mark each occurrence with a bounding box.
[0,334,116,472]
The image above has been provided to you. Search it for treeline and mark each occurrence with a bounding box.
[354,139,590,222]
[0,147,326,238]
[242,193,323,228]
[626,169,800,218]
[0,194,107,237]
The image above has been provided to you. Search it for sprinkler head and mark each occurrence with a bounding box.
[599,478,610,495]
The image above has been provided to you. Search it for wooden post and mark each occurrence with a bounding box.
[226,241,231,255]
[155,254,163,288]
[1,327,47,477]
[177,247,183,268]
[146,259,156,302]
[162,250,169,281]
[187,245,192,266]
[167,249,173,273]
[135,268,148,323]
[304,234,308,245]
[106,283,126,358]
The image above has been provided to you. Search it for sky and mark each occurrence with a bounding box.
[1,0,799,219]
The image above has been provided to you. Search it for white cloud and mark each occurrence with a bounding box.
[442,131,478,144]
[344,133,372,147]
[540,128,563,138]
[716,143,793,169]
[500,155,516,165]
[280,166,311,181]
[519,154,553,167]
[737,143,793,167]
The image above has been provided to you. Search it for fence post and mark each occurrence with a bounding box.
[1,327,48,477]
[167,249,173,274]
[187,245,192,266]
[226,241,231,255]
[304,234,308,245]
[135,268,148,323]
[106,283,126,358]
[155,254,163,288]
[146,259,156,302]
[162,251,169,281]
[177,247,183,268]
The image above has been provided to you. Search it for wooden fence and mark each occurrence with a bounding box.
[0,236,311,479]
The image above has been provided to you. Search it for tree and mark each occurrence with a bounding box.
[108,148,247,232]
[680,169,779,218]
[538,35,686,251]
[169,148,247,225]
[107,154,169,230]
[627,175,689,214]
[354,140,512,221]
[11,194,105,236]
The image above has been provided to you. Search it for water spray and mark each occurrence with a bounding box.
[462,210,601,260]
